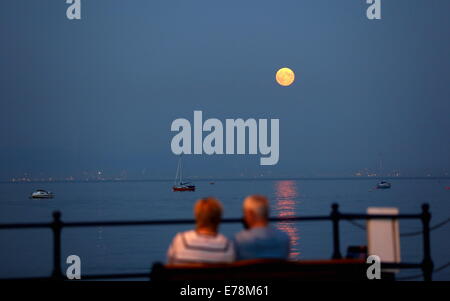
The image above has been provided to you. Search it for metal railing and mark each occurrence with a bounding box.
[0,203,434,281]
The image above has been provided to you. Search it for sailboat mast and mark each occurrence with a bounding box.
[378,153,383,177]
[180,155,183,184]
[174,156,181,185]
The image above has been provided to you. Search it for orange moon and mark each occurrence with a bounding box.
[275,67,295,86]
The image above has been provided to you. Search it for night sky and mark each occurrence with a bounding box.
[1,0,449,179]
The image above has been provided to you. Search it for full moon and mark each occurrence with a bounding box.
[275,67,295,86]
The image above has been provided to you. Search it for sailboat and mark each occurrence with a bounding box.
[376,180,391,189]
[376,153,391,189]
[172,155,196,192]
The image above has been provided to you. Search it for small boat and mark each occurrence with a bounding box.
[172,156,195,192]
[376,181,391,189]
[173,182,196,192]
[375,155,391,189]
[30,189,54,199]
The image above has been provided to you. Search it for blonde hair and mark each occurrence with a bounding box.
[194,197,223,229]
[243,195,269,219]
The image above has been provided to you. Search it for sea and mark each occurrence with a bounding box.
[0,178,449,280]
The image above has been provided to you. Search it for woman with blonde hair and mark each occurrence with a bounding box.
[167,197,235,264]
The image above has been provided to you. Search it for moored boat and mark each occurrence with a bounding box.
[375,154,391,189]
[173,183,196,192]
[172,156,196,192]
[30,189,54,199]
[376,181,391,189]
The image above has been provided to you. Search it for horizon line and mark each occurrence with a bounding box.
[2,175,450,184]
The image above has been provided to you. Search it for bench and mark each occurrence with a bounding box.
[150,259,372,281]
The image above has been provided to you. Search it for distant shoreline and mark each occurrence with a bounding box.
[1,176,449,184]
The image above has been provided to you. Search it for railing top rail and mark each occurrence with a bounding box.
[339,213,422,219]
[0,222,52,229]
[0,213,425,229]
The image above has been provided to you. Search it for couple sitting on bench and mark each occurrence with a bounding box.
[167,195,290,264]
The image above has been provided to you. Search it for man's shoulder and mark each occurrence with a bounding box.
[234,226,290,242]
[271,227,290,242]
[234,228,252,242]
[234,227,268,243]
[263,226,288,239]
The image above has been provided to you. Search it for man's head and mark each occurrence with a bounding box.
[194,197,223,233]
[242,195,270,228]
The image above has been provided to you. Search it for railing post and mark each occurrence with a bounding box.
[420,203,433,281]
[51,211,63,280]
[331,203,342,259]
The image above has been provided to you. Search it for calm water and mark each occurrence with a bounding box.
[0,179,449,280]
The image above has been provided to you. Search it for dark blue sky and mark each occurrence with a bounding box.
[1,0,449,179]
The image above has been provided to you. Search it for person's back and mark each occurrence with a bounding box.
[167,229,234,264]
[234,225,290,260]
[167,197,235,264]
[234,195,290,260]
